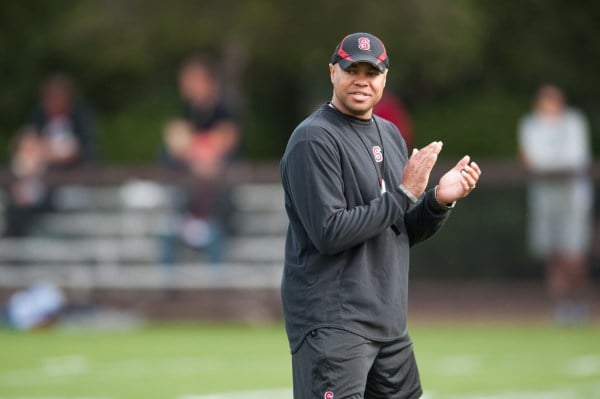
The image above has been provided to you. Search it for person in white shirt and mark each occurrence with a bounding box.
[518,84,593,324]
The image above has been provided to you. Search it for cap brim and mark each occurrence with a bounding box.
[337,57,386,73]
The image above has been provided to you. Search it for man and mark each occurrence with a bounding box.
[280,32,482,398]
[177,54,240,176]
[518,84,593,325]
[157,55,241,265]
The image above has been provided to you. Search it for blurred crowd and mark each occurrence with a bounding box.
[2,54,243,267]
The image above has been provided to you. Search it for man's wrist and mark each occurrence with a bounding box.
[434,185,456,210]
[398,184,419,204]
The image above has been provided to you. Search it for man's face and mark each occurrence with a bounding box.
[535,93,564,117]
[329,62,387,119]
[179,66,217,105]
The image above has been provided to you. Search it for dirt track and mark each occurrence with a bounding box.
[3,280,591,324]
[408,280,599,324]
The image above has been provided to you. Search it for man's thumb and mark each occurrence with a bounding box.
[455,155,471,170]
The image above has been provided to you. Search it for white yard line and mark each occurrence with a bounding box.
[0,397,111,399]
[424,380,600,399]
[0,355,226,387]
[565,354,600,377]
[178,389,292,399]
[434,354,483,375]
[177,380,600,399]
[2,382,599,399]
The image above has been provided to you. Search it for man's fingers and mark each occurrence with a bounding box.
[411,141,443,159]
[458,160,482,194]
[454,155,470,171]
[428,141,443,154]
[461,176,471,191]
[462,162,482,183]
[461,169,477,187]
[415,142,442,160]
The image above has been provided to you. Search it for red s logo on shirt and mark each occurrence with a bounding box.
[372,146,383,163]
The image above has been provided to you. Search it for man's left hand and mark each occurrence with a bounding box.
[435,155,482,204]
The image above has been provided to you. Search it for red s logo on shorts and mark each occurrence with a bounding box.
[324,391,334,399]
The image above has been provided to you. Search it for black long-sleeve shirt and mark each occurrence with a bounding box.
[280,104,450,352]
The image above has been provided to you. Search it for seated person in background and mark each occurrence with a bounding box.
[178,54,240,178]
[4,126,50,237]
[158,53,242,265]
[3,73,96,238]
[29,73,97,169]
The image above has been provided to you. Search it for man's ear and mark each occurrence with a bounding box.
[329,63,335,84]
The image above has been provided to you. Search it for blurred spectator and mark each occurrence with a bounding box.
[3,73,96,237]
[159,55,240,265]
[518,84,594,325]
[3,126,50,237]
[374,89,414,149]
[178,54,240,176]
[29,73,97,169]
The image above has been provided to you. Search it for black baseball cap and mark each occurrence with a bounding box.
[331,32,389,73]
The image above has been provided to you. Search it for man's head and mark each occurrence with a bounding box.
[329,32,389,119]
[41,73,75,116]
[178,55,219,106]
[534,84,565,117]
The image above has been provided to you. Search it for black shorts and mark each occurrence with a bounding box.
[292,328,422,399]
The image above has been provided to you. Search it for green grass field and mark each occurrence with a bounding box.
[1,322,599,399]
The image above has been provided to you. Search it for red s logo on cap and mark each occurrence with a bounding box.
[324,392,334,399]
[357,37,371,51]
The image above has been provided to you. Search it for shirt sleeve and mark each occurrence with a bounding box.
[403,188,451,247]
[282,134,411,255]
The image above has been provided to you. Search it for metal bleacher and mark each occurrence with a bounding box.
[5,160,596,291]
[0,168,288,290]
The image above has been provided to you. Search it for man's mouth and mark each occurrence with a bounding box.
[350,92,370,99]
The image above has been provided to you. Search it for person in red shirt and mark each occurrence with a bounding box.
[374,89,414,149]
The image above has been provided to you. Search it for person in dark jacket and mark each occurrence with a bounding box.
[4,74,96,237]
[280,32,482,399]
[29,73,97,168]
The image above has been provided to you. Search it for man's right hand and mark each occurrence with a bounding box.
[401,141,443,197]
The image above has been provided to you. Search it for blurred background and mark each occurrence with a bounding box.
[0,1,599,398]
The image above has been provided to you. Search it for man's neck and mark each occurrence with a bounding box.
[328,100,372,121]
